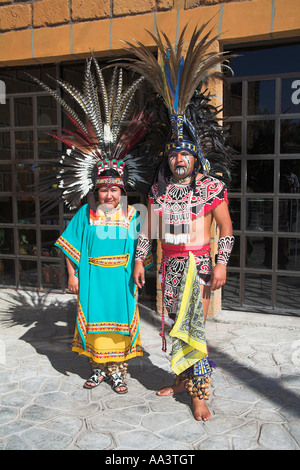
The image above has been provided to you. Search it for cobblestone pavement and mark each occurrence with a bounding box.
[0,288,299,451]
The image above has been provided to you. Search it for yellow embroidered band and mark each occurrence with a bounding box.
[88,254,130,268]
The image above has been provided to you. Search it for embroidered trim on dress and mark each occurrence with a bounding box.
[89,205,136,227]
[55,236,81,263]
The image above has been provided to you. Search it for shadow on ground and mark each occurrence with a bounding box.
[1,289,300,419]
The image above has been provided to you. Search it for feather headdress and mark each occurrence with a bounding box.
[27,57,152,210]
[118,20,231,175]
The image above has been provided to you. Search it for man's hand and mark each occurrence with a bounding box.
[210,263,227,291]
[133,260,145,289]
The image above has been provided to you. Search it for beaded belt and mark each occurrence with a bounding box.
[88,254,130,268]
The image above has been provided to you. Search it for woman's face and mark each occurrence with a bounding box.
[167,150,196,180]
[97,185,121,210]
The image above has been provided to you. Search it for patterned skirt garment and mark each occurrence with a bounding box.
[161,244,212,320]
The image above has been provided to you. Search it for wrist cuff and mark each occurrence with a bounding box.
[217,236,235,265]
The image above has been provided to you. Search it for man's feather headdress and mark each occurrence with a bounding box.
[28,57,153,210]
[118,20,232,177]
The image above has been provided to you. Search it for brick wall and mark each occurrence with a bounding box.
[0,0,247,33]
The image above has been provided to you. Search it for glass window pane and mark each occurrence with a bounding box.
[19,260,37,287]
[0,132,10,160]
[281,78,300,114]
[0,196,13,222]
[0,227,14,254]
[229,160,241,193]
[244,273,272,308]
[247,120,275,154]
[224,82,242,116]
[41,230,60,256]
[226,122,242,155]
[0,98,10,127]
[246,236,273,269]
[15,131,34,160]
[278,199,300,232]
[40,204,60,225]
[226,43,300,77]
[0,259,15,286]
[17,198,35,224]
[18,229,36,256]
[247,80,275,115]
[42,261,62,288]
[14,97,33,127]
[229,234,240,267]
[229,199,241,231]
[38,130,59,159]
[0,164,12,191]
[247,160,274,193]
[278,238,300,271]
[16,163,35,192]
[0,65,56,95]
[222,272,240,307]
[37,96,57,126]
[279,160,300,193]
[276,276,300,310]
[280,119,300,154]
[247,199,273,231]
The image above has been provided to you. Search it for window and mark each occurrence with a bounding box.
[0,61,154,298]
[223,42,300,314]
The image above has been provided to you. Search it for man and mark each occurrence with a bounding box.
[117,21,235,420]
[133,144,234,421]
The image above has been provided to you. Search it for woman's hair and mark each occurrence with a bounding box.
[98,168,121,178]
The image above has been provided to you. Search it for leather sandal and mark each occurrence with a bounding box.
[83,369,107,389]
[110,371,128,394]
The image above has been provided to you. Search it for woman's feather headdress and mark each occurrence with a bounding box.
[27,57,152,210]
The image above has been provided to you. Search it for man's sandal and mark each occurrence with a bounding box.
[110,371,128,394]
[83,369,107,389]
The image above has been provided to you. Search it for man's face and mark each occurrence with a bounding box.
[167,150,196,180]
[97,185,121,210]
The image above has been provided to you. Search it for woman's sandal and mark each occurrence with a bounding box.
[83,369,107,389]
[110,371,128,394]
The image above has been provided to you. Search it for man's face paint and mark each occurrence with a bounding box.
[167,150,196,179]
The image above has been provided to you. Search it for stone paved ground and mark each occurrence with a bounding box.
[0,288,299,450]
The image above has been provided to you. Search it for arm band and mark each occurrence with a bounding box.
[217,236,235,266]
[135,233,152,262]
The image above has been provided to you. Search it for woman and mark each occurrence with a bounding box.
[31,60,155,394]
[55,168,151,393]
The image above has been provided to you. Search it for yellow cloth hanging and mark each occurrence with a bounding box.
[170,252,207,375]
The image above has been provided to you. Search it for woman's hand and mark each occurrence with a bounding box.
[68,274,79,294]
[133,260,145,289]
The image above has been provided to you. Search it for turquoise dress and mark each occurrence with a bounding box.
[55,203,151,361]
